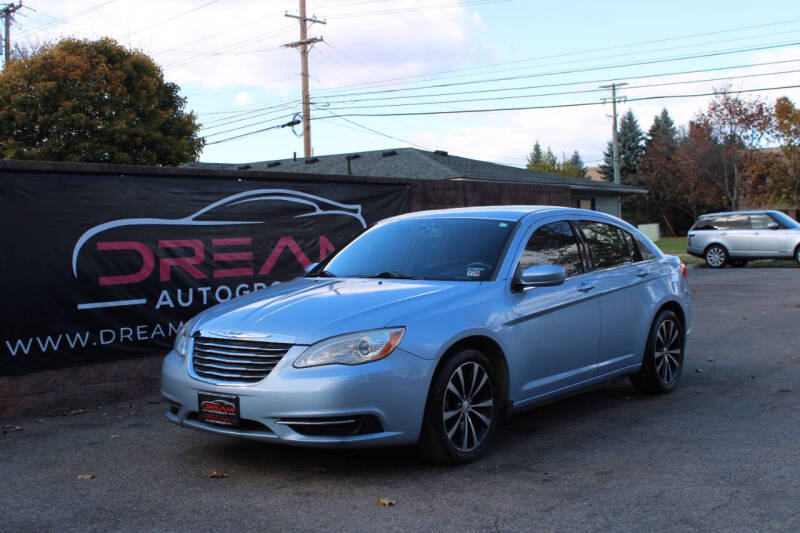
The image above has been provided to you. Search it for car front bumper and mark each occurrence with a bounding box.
[160,345,436,448]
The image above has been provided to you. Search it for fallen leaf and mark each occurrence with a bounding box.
[76,474,95,480]
[127,411,135,416]
[110,434,120,439]
[789,357,798,361]
[377,498,396,507]
[63,409,87,416]
[208,471,229,479]
[36,419,45,423]
[695,368,704,373]
[2,425,22,433]
[741,316,747,320]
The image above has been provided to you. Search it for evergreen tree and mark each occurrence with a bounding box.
[598,109,645,184]
[526,141,544,169]
[563,150,587,178]
[527,141,560,174]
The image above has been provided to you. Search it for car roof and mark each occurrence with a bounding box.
[700,210,778,217]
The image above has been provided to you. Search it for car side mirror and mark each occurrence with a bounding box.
[767,222,780,230]
[304,262,319,274]
[516,265,566,289]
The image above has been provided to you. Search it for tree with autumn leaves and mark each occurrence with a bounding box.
[629,89,799,234]
[0,38,203,164]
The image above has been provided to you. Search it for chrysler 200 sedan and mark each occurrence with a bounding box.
[161,206,691,465]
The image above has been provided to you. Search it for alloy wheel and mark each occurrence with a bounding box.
[654,319,682,384]
[442,362,493,452]
[706,247,725,267]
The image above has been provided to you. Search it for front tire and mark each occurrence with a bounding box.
[795,245,800,265]
[418,349,500,465]
[704,244,728,268]
[630,310,684,394]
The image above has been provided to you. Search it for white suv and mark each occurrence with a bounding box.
[687,210,800,268]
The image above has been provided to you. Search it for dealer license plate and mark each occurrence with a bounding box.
[198,392,240,427]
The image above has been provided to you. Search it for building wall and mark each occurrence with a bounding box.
[595,195,621,217]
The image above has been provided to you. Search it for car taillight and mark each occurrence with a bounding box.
[679,262,688,280]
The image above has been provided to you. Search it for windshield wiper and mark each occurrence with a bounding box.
[308,269,336,278]
[356,271,425,280]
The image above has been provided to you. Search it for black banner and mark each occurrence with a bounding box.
[0,171,409,375]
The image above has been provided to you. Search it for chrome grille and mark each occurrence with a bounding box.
[191,336,292,383]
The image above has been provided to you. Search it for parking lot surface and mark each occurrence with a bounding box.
[2,267,799,532]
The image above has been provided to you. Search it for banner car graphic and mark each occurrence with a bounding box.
[0,172,409,376]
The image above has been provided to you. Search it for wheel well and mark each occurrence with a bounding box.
[435,336,510,407]
[657,301,685,332]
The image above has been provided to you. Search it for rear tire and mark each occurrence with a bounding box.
[417,349,500,465]
[704,244,728,268]
[630,310,684,394]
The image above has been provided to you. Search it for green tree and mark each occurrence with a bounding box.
[0,38,203,164]
[527,141,559,174]
[561,150,587,178]
[599,109,645,184]
[526,140,544,169]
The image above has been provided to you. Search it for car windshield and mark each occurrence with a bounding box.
[770,211,800,228]
[314,217,516,281]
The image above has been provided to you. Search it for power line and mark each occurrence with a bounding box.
[309,39,800,100]
[205,84,800,146]
[312,104,435,150]
[314,68,800,111]
[126,0,220,37]
[17,0,119,37]
[204,117,301,146]
[312,58,800,106]
[315,84,800,119]
[308,17,800,96]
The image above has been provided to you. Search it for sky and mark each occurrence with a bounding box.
[7,0,800,168]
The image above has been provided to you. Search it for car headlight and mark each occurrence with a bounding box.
[173,320,194,357]
[293,328,406,368]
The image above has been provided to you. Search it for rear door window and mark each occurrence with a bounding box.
[579,221,635,270]
[519,221,583,277]
[749,213,775,229]
[716,214,751,230]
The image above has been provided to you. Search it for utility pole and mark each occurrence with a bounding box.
[1,1,22,69]
[284,0,325,158]
[599,82,628,185]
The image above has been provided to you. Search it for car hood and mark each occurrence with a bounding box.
[191,277,480,345]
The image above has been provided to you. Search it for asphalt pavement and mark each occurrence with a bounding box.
[2,266,799,532]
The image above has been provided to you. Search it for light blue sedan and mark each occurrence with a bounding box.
[161,206,691,464]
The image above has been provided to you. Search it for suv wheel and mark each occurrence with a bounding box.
[705,244,728,268]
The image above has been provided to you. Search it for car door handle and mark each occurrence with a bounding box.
[577,282,596,292]
[636,268,651,278]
